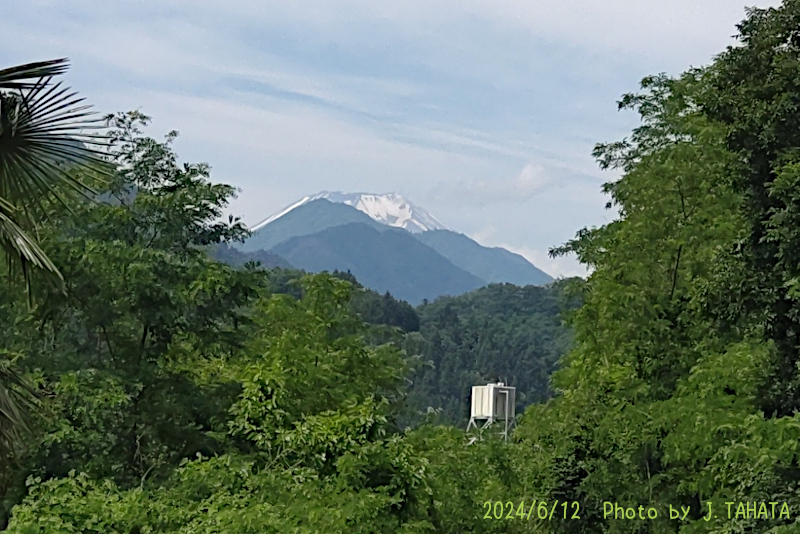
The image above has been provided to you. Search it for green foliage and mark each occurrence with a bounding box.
[343,277,420,333]
[0,58,110,483]
[408,282,573,426]
[0,355,40,475]
[697,0,800,418]
[0,111,267,527]
[508,12,800,531]
[7,273,452,533]
[12,4,800,532]
[0,112,506,533]
[226,275,413,460]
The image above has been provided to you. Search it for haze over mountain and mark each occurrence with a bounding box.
[414,229,552,287]
[235,191,554,303]
[271,223,485,305]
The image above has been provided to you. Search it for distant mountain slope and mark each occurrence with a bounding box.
[237,192,555,301]
[209,243,293,269]
[270,222,486,305]
[239,199,382,253]
[414,230,553,286]
[250,191,450,233]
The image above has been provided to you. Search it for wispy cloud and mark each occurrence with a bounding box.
[429,160,601,207]
[0,0,775,277]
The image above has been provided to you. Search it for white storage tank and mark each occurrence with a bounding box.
[470,382,515,421]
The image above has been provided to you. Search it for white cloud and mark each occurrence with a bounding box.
[515,163,552,195]
[96,87,512,227]
[429,160,586,207]
[0,0,764,282]
[126,89,495,168]
[472,223,498,245]
[170,0,781,71]
[457,0,761,67]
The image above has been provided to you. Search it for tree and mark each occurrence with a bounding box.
[697,0,800,418]
[408,283,572,426]
[0,108,514,528]
[510,52,800,533]
[0,58,108,493]
[0,111,269,527]
[6,274,436,533]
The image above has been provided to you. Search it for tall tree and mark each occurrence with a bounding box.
[698,0,800,417]
[511,66,800,532]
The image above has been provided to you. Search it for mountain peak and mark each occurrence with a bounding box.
[252,191,450,233]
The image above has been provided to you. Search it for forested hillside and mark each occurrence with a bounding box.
[4,2,800,531]
[230,267,572,427]
[407,282,574,426]
[208,242,293,269]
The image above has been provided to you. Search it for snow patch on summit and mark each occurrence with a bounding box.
[252,191,450,233]
[343,192,450,233]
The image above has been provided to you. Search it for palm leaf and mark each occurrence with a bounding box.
[0,78,110,213]
[0,357,42,466]
[0,59,111,288]
[0,58,69,90]
[0,201,61,278]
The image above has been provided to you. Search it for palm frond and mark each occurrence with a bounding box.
[0,58,111,292]
[0,357,42,465]
[0,58,69,90]
[0,201,61,277]
[0,77,111,214]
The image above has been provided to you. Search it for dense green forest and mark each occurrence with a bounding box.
[4,2,800,531]
[216,263,572,428]
[408,283,574,426]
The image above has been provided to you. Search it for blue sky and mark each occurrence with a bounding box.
[1,0,778,277]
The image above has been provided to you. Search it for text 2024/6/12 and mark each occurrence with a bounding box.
[482,501,580,521]
[482,500,792,522]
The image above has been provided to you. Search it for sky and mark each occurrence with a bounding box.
[0,0,780,277]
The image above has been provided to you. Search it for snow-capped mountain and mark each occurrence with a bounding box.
[235,191,553,303]
[251,191,450,233]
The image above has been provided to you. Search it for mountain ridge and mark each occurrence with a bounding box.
[252,191,450,233]
[414,229,552,286]
[270,222,485,305]
[240,199,383,253]
[237,191,554,302]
